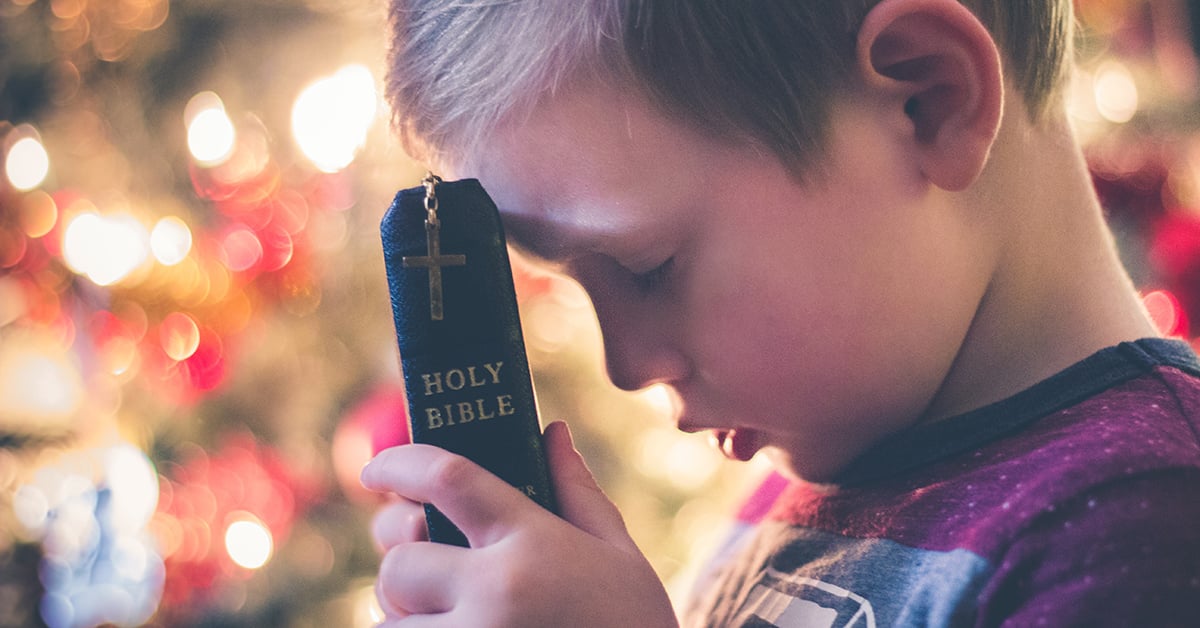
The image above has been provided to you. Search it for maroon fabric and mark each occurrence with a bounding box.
[701,341,1200,626]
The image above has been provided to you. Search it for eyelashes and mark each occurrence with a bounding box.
[630,257,675,292]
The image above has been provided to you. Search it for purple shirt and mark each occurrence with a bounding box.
[687,339,1200,627]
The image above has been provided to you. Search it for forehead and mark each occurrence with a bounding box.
[449,84,734,260]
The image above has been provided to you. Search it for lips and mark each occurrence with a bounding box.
[711,428,760,462]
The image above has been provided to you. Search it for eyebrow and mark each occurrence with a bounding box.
[498,211,582,270]
[495,195,646,267]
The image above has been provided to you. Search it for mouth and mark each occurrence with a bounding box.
[710,428,760,462]
[670,389,762,462]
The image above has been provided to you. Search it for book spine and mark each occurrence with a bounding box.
[380,178,555,547]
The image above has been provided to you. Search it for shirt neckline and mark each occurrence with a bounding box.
[833,338,1200,486]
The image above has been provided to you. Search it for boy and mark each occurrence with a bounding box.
[361,0,1200,625]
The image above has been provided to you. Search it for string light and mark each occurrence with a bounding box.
[150,216,193,266]
[5,127,50,191]
[1094,60,1139,124]
[0,335,84,422]
[160,312,200,362]
[61,210,150,286]
[186,92,236,166]
[291,64,378,173]
[224,515,273,570]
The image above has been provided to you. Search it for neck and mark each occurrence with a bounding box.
[922,105,1161,423]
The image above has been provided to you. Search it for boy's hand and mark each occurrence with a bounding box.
[361,421,679,628]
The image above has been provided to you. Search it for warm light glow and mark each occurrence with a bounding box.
[1143,289,1185,337]
[5,132,51,191]
[225,516,273,569]
[20,190,58,238]
[291,64,378,173]
[186,91,236,166]
[637,427,721,491]
[0,343,83,420]
[221,226,263,272]
[1094,61,1139,124]
[100,335,139,377]
[13,484,50,533]
[151,216,193,265]
[160,311,200,361]
[62,211,150,286]
[104,444,160,533]
[353,582,386,628]
[639,383,681,421]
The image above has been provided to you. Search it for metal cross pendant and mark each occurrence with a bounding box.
[403,219,466,321]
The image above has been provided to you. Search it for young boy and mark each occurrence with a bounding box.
[361,0,1200,625]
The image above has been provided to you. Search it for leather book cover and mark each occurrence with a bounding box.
[380,177,556,546]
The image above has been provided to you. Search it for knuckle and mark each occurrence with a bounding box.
[425,451,476,493]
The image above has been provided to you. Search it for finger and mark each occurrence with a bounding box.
[372,498,429,551]
[542,421,640,554]
[377,612,457,628]
[362,445,536,546]
[377,542,466,615]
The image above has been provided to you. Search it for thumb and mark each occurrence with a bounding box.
[544,421,640,554]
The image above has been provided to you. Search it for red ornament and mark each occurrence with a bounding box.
[331,383,410,503]
[1150,214,1200,334]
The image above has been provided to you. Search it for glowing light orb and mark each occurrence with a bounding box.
[20,190,58,238]
[150,216,193,266]
[220,226,263,272]
[225,517,273,569]
[1094,61,1139,124]
[104,444,159,533]
[1143,289,1185,337]
[62,211,150,286]
[0,344,83,420]
[5,133,50,191]
[292,64,378,173]
[186,92,237,166]
[160,312,200,361]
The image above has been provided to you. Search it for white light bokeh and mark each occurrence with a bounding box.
[225,516,273,570]
[5,132,51,191]
[62,211,150,286]
[292,64,378,173]
[104,444,159,533]
[1094,61,1139,124]
[150,216,193,266]
[186,91,237,166]
[0,344,83,421]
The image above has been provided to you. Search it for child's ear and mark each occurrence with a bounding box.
[856,0,1003,191]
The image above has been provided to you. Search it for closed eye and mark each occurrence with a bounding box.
[631,257,674,292]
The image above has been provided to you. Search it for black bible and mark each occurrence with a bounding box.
[380,175,556,546]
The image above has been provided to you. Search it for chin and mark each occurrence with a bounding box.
[763,445,847,486]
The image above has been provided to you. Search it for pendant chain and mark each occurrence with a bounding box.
[422,172,443,227]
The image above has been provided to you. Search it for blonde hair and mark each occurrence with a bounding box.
[386,1,1075,170]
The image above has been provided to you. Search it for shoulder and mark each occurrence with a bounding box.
[978,467,1200,625]
[975,361,1200,623]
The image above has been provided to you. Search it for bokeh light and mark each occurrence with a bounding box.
[62,211,150,286]
[291,64,377,173]
[150,216,193,266]
[220,225,263,272]
[5,128,51,191]
[20,190,59,238]
[1094,60,1139,124]
[0,335,84,422]
[224,515,273,570]
[186,92,236,166]
[160,312,201,361]
[104,444,160,533]
[1144,289,1187,337]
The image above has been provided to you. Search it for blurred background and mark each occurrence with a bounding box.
[0,0,1198,626]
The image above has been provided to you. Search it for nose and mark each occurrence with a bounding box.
[582,273,689,392]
